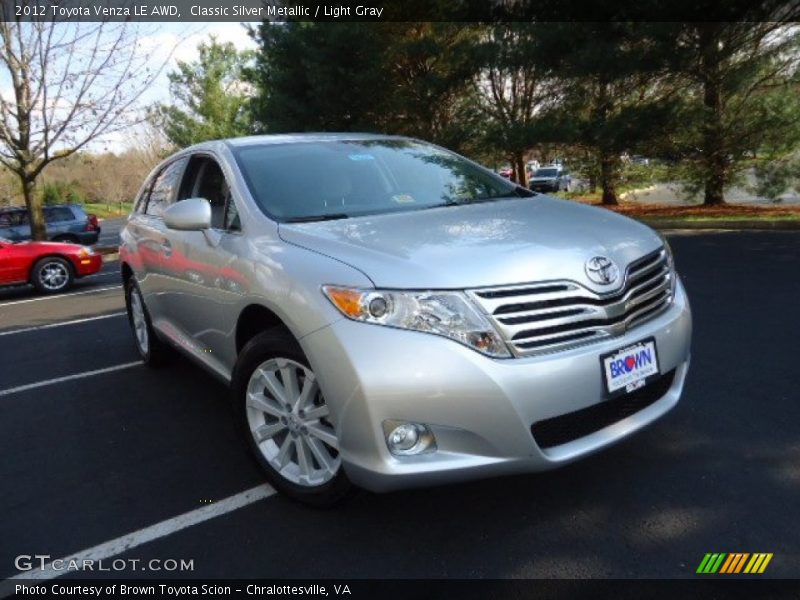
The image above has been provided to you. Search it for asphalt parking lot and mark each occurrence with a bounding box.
[0,231,798,582]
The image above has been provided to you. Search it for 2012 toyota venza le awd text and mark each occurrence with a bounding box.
[120,134,691,505]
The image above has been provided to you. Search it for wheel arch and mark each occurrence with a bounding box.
[28,254,76,282]
[121,261,133,287]
[235,303,294,355]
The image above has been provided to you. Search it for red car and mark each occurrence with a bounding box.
[0,236,103,294]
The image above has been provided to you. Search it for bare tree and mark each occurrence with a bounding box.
[0,11,173,239]
[129,118,174,170]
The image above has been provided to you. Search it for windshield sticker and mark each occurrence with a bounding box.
[348,154,375,161]
[391,194,415,204]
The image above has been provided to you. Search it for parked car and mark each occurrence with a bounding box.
[0,204,101,245]
[121,134,691,505]
[0,236,102,293]
[529,165,572,192]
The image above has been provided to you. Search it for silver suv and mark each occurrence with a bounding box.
[121,134,691,505]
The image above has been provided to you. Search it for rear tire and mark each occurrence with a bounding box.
[232,329,353,507]
[31,257,73,294]
[125,278,171,366]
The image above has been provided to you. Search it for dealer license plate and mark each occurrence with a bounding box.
[601,337,660,396]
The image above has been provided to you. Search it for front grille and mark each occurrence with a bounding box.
[530,369,676,449]
[468,247,673,356]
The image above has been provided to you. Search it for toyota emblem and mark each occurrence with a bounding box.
[585,256,619,286]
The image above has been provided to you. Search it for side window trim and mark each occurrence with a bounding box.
[145,156,189,219]
[185,151,241,234]
[135,172,158,215]
[223,191,242,234]
[191,161,209,200]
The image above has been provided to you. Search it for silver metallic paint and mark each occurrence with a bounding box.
[120,134,692,492]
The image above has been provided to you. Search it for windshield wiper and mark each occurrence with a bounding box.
[283,213,349,223]
[430,190,531,209]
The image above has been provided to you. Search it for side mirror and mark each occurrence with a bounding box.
[164,198,211,231]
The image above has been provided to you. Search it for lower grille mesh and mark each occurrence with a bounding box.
[530,369,676,449]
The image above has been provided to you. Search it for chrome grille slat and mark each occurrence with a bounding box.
[498,307,602,333]
[628,251,663,276]
[627,266,670,298]
[497,305,599,325]
[494,268,669,330]
[514,291,670,351]
[626,275,671,311]
[627,260,666,287]
[511,289,669,343]
[477,284,585,315]
[468,247,674,357]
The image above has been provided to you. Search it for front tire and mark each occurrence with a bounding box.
[232,329,352,506]
[125,278,171,366]
[31,257,73,293]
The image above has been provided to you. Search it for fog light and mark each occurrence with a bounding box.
[383,420,436,456]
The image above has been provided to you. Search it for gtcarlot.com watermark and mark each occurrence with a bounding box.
[15,554,194,574]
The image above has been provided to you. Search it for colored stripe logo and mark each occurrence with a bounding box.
[697,553,773,574]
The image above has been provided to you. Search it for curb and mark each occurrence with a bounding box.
[640,219,800,231]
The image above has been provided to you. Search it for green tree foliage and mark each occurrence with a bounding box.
[753,154,800,201]
[664,21,800,204]
[245,18,799,209]
[42,182,64,206]
[154,37,254,147]
[474,24,557,187]
[248,22,482,154]
[529,23,683,204]
[40,181,87,206]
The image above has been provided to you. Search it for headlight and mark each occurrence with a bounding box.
[78,246,95,258]
[656,232,677,297]
[322,286,511,358]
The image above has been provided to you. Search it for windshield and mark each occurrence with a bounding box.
[534,168,559,177]
[232,139,522,222]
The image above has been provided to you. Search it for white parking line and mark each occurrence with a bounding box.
[0,361,142,397]
[2,484,275,584]
[0,285,121,306]
[0,312,127,337]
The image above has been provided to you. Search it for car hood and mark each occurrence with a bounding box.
[278,196,662,291]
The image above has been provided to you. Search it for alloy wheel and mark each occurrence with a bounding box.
[39,261,69,291]
[245,358,340,487]
[129,288,149,355]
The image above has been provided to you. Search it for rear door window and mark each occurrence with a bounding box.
[10,211,29,226]
[45,207,75,223]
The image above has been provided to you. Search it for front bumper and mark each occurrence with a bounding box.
[301,279,692,492]
[73,253,103,277]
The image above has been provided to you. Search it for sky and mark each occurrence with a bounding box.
[0,21,258,155]
[136,21,257,105]
[107,21,259,151]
